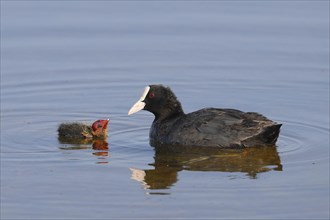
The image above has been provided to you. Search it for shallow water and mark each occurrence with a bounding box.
[1,2,329,219]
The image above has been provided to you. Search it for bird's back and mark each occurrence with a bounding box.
[151,108,281,148]
[58,123,91,139]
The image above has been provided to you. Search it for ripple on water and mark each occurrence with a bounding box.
[277,119,329,165]
[2,103,329,170]
[2,67,329,171]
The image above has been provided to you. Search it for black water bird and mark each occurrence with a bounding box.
[128,85,281,149]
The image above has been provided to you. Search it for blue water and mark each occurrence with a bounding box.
[1,1,329,219]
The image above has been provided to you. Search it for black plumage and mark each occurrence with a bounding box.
[128,85,281,149]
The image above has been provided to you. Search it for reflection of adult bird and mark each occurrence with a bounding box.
[129,85,281,149]
[130,147,282,190]
[130,166,179,190]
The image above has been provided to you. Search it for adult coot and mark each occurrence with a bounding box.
[128,85,281,149]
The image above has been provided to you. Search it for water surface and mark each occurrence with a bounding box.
[1,2,329,219]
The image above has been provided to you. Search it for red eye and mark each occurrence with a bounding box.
[149,92,155,99]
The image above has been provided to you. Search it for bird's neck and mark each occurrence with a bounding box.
[155,99,184,122]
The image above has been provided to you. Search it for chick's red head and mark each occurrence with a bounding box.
[92,119,109,131]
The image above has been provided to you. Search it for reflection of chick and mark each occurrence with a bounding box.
[58,119,109,140]
[92,139,109,150]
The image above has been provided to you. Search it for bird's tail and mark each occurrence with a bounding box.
[260,124,282,145]
[243,124,282,147]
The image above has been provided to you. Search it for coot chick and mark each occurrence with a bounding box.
[128,85,281,149]
[58,119,109,140]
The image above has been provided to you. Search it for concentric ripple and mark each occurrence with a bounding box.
[277,119,329,165]
[1,67,329,170]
